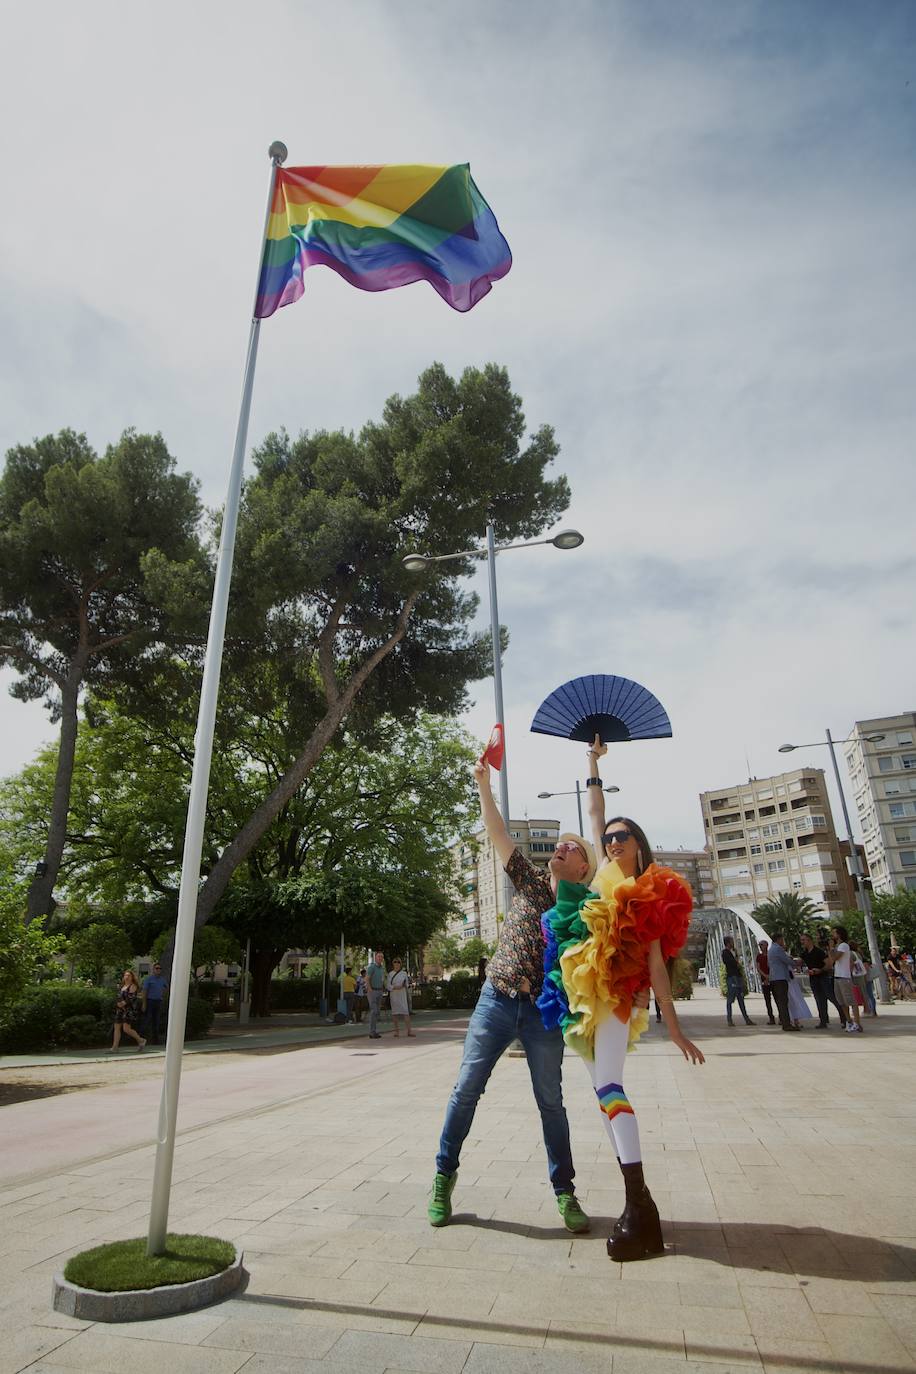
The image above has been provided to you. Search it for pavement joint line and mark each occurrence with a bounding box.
[2,1037,458,1190]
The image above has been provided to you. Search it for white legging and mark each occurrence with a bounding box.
[586,1013,642,1164]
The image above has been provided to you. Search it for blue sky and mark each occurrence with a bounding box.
[1,0,914,848]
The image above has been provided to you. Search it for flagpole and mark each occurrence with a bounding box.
[147,140,288,1255]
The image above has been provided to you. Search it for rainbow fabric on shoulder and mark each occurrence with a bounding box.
[536,861,692,1060]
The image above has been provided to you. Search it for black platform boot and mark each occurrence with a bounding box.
[606,1161,664,1261]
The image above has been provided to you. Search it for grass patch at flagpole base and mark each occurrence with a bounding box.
[54,1235,244,1321]
[64,1234,235,1291]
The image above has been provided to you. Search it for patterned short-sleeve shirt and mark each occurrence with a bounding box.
[485,848,554,997]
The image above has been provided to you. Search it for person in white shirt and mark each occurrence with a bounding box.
[828,925,863,1033]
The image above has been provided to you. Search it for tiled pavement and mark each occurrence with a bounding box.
[2,987,915,1374]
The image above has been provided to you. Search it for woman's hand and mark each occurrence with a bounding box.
[671,1031,705,1065]
[473,758,489,787]
[588,733,607,759]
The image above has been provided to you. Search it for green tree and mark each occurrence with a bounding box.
[0,872,61,1003]
[750,892,823,952]
[425,932,464,970]
[0,429,204,921]
[151,924,241,985]
[870,888,916,953]
[137,362,568,936]
[66,921,134,985]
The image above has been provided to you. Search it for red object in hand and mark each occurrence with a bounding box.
[481,723,505,770]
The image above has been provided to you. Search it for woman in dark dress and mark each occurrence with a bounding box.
[111,970,147,1051]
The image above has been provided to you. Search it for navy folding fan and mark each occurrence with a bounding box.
[530,675,672,745]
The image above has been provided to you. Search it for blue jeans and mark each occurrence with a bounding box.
[436,981,575,1194]
[726,975,750,1023]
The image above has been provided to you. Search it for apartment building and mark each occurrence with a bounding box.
[449,817,561,944]
[653,849,717,910]
[844,712,916,895]
[699,769,854,917]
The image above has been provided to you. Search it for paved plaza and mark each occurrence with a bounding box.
[1,986,915,1374]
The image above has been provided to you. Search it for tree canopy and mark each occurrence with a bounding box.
[750,891,822,951]
[0,428,204,920]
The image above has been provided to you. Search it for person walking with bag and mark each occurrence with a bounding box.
[387,959,415,1038]
[110,970,146,1051]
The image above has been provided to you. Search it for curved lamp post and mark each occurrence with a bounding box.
[538,784,619,836]
[403,525,583,917]
[778,731,888,1001]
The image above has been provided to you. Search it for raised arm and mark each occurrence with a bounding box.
[648,940,704,1064]
[473,758,516,867]
[586,733,609,863]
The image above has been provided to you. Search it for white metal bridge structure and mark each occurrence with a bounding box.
[691,906,772,993]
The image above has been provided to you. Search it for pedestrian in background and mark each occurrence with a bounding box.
[387,958,415,1038]
[799,932,846,1029]
[354,968,367,1023]
[367,950,386,1039]
[828,925,863,1033]
[722,936,754,1026]
[342,966,357,1022]
[755,939,777,1025]
[765,932,798,1032]
[141,961,168,1044]
[111,970,146,1051]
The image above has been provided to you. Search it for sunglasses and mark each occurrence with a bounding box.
[555,841,587,860]
[603,828,633,846]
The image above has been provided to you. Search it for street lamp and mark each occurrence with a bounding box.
[538,784,619,835]
[777,731,888,1001]
[403,524,583,918]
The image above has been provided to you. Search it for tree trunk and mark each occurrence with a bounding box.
[26,661,83,923]
[191,596,417,934]
[250,948,281,1017]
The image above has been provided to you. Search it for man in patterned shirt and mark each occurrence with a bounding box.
[428,757,596,1233]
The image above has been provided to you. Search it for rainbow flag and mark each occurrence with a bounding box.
[254,164,511,318]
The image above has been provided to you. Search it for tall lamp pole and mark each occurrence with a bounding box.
[778,731,889,1002]
[538,783,620,836]
[403,525,584,922]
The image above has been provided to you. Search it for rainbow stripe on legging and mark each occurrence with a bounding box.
[596,1081,634,1121]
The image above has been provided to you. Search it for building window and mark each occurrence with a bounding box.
[753,863,764,875]
[890,804,905,818]
[898,734,913,746]
[903,755,916,771]
[895,829,912,843]
[767,859,787,872]
[750,844,761,855]
[879,757,893,772]
[764,841,782,853]
[901,851,916,867]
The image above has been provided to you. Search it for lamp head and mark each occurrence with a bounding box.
[778,744,796,754]
[551,529,584,551]
[537,792,552,799]
[864,733,886,743]
[605,785,620,793]
[401,554,429,573]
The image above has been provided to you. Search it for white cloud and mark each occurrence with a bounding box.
[1,0,914,856]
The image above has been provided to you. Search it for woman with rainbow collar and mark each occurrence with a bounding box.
[537,735,704,1262]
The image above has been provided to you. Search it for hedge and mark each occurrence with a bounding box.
[0,985,214,1052]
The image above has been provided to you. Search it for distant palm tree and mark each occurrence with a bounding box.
[751,892,822,952]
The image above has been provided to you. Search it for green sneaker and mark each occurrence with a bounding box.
[557,1191,591,1234]
[428,1171,457,1227]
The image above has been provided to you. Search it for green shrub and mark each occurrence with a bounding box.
[59,1014,109,1047]
[184,997,215,1041]
[439,973,479,1008]
[670,957,693,1000]
[268,978,323,1010]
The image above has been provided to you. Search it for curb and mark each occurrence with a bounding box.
[51,1251,245,1322]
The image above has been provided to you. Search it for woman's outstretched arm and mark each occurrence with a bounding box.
[586,734,609,865]
[648,940,705,1064]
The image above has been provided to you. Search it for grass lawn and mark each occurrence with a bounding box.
[63,1234,235,1291]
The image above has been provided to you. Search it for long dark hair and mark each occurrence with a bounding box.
[604,816,653,875]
